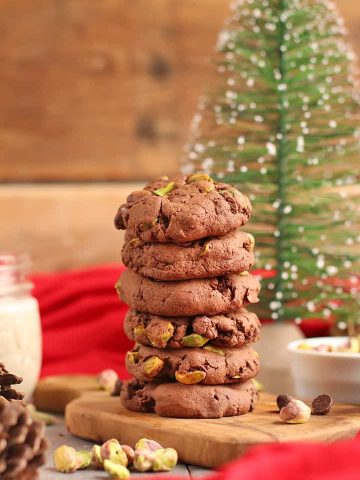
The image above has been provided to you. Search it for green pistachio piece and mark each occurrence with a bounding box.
[247,233,255,249]
[140,218,158,231]
[152,448,178,472]
[153,181,175,197]
[127,351,140,365]
[175,370,206,384]
[143,356,165,377]
[187,173,213,183]
[181,333,209,347]
[128,238,142,247]
[199,242,212,257]
[134,325,146,338]
[219,189,236,197]
[104,460,130,479]
[203,345,225,356]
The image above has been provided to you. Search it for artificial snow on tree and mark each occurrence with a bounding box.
[182,0,360,328]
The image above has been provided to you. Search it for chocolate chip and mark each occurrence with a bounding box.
[111,379,123,397]
[312,394,332,415]
[276,394,293,411]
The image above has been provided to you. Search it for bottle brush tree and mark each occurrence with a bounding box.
[182,0,360,330]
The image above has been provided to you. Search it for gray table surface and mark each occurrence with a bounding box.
[40,416,211,479]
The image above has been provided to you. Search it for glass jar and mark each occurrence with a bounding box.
[0,253,42,400]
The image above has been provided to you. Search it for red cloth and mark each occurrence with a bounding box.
[32,265,360,479]
[32,264,132,378]
[148,437,360,480]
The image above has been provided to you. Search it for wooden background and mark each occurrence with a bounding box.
[1,0,359,271]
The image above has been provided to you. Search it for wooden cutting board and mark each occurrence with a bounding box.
[33,375,100,413]
[65,391,360,468]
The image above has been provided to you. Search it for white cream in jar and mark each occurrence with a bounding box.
[0,253,42,400]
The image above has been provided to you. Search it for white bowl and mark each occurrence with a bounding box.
[288,337,360,404]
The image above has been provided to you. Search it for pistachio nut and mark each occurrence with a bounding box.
[203,345,225,356]
[134,449,154,472]
[247,233,255,250]
[135,438,163,452]
[104,459,130,479]
[53,445,80,473]
[279,399,311,424]
[153,181,175,197]
[175,370,206,384]
[147,321,174,348]
[134,325,146,338]
[100,439,128,467]
[91,445,102,468]
[140,218,158,231]
[181,333,209,347]
[219,189,236,197]
[152,448,178,472]
[127,351,140,365]
[115,280,121,294]
[187,173,213,183]
[77,451,92,469]
[203,183,215,193]
[199,242,212,257]
[143,356,165,377]
[128,238,142,247]
[97,369,119,393]
[121,445,135,465]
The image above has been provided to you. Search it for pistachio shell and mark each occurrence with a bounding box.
[181,333,209,347]
[175,370,206,385]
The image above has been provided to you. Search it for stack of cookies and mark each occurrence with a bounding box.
[114,174,261,419]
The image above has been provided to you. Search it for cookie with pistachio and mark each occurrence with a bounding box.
[121,379,258,418]
[114,174,252,243]
[122,230,255,281]
[117,270,260,317]
[125,344,259,385]
[124,309,260,349]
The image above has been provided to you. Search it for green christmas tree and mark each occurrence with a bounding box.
[182,0,360,329]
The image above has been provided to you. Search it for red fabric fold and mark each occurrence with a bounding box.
[32,264,132,378]
[32,265,360,479]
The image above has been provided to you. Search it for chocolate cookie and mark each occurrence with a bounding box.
[124,309,260,349]
[121,379,258,418]
[122,230,255,281]
[117,270,260,316]
[114,174,252,243]
[125,344,259,385]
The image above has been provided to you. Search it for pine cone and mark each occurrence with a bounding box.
[0,399,49,479]
[0,363,24,401]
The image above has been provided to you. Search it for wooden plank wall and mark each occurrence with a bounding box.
[0,0,359,271]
